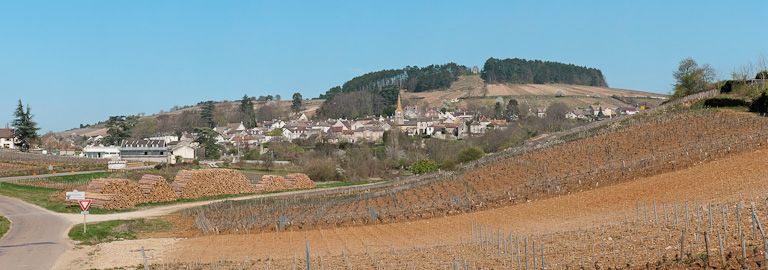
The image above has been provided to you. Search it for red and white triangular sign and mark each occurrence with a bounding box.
[78,199,92,212]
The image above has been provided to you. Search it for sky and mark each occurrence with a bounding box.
[1,1,767,132]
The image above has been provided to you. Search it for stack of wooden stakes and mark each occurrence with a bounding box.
[86,178,143,209]
[138,174,177,203]
[255,175,288,192]
[171,169,254,199]
[284,173,316,190]
[254,173,316,192]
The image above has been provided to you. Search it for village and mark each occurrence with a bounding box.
[0,94,652,166]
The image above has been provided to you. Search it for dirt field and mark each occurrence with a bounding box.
[404,75,667,112]
[179,110,768,235]
[74,147,759,269]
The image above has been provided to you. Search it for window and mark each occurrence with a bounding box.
[160,151,164,155]
[144,151,148,155]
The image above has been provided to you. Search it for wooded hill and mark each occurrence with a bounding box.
[317,58,611,119]
[481,58,608,86]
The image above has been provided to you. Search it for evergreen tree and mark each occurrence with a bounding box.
[194,127,221,159]
[291,92,303,113]
[505,99,520,119]
[103,116,136,146]
[239,95,256,128]
[200,101,216,128]
[11,100,39,151]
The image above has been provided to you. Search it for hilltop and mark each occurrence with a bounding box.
[404,74,667,111]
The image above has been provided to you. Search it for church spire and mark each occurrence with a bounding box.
[396,93,403,112]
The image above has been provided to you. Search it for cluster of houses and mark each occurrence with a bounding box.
[564,104,643,120]
[58,95,651,163]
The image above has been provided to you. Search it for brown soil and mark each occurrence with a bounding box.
[165,148,768,267]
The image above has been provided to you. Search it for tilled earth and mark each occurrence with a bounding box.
[157,148,768,269]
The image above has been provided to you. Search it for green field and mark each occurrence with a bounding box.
[0,216,9,239]
[68,218,172,245]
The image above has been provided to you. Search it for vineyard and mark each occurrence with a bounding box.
[183,109,768,234]
[152,146,768,269]
[158,197,768,269]
[0,150,106,177]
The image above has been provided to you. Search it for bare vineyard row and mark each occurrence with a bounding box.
[185,110,768,234]
[159,195,768,270]
[0,150,106,177]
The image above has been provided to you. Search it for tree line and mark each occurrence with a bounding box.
[480,57,608,87]
[317,63,468,119]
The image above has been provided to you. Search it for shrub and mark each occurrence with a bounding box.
[458,147,484,163]
[750,92,768,115]
[703,98,749,108]
[409,159,438,175]
[441,159,457,171]
[243,149,261,160]
[304,158,340,181]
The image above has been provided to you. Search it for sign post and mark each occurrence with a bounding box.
[66,190,85,201]
[78,199,92,234]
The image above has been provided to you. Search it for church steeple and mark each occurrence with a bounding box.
[394,93,404,125]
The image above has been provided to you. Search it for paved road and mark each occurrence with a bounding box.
[0,196,74,270]
[0,181,383,269]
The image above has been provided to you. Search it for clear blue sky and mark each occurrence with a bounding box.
[1,1,766,132]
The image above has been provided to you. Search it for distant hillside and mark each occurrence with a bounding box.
[316,63,469,119]
[404,74,667,112]
[317,58,616,119]
[481,57,608,87]
[59,99,325,137]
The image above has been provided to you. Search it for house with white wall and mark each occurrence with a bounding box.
[0,128,16,149]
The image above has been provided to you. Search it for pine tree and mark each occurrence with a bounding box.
[12,100,39,151]
[103,116,136,146]
[194,127,221,159]
[505,99,520,120]
[200,101,216,128]
[239,95,256,128]
[291,92,303,113]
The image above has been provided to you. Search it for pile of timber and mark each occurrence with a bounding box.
[284,173,316,189]
[255,173,316,192]
[171,169,254,199]
[138,174,178,203]
[86,178,143,209]
[254,175,288,192]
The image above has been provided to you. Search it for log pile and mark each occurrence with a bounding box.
[254,175,288,192]
[86,178,143,209]
[255,173,315,192]
[284,173,316,189]
[138,174,177,203]
[171,169,254,199]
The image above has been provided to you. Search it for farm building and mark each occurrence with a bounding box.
[168,140,198,163]
[120,139,171,163]
[0,128,16,149]
[82,145,121,159]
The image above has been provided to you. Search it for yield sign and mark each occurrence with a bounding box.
[78,199,93,212]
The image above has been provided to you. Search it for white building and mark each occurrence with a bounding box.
[0,128,16,149]
[169,141,197,163]
[82,145,121,159]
